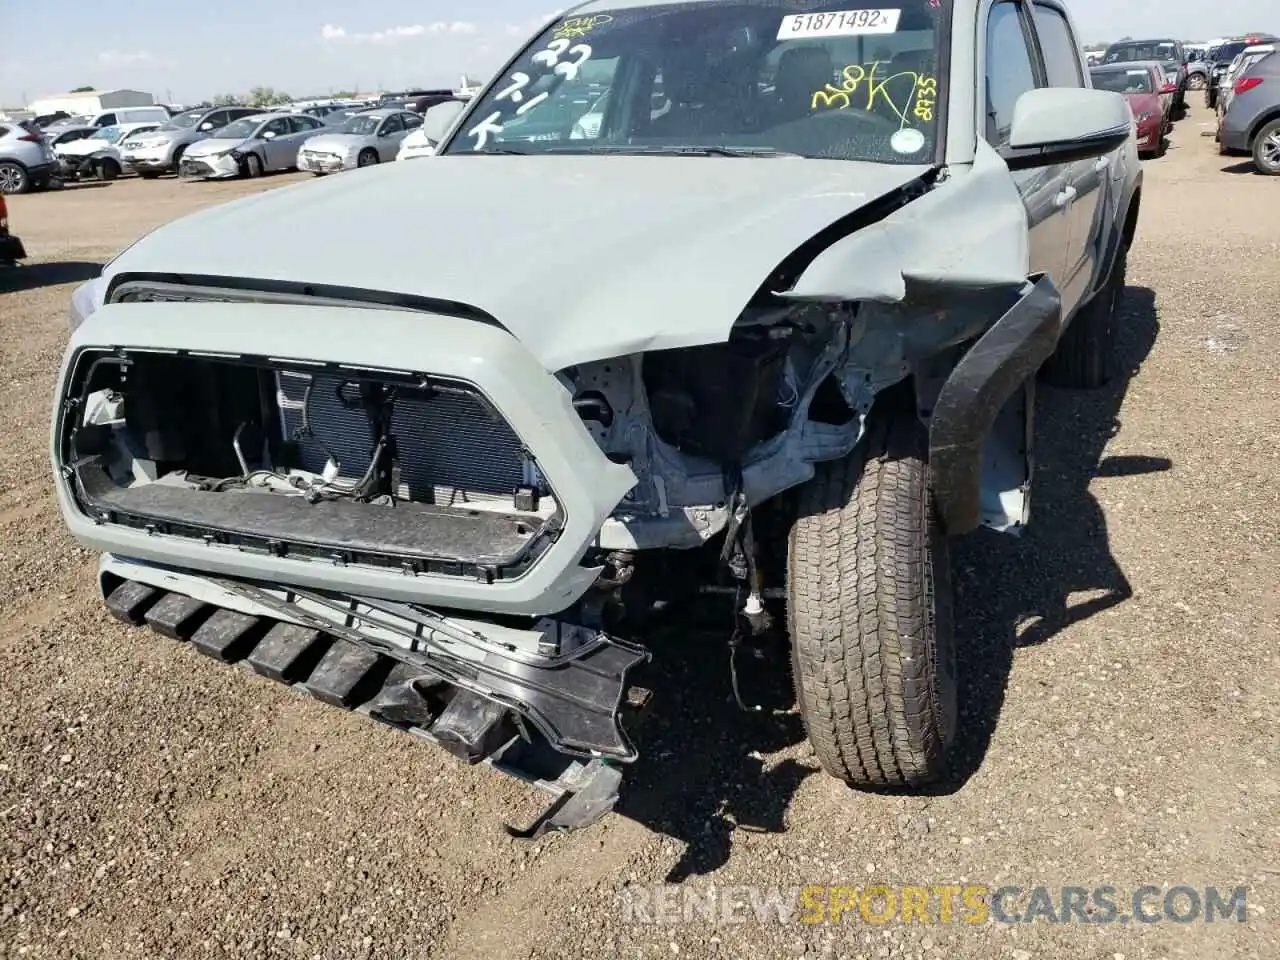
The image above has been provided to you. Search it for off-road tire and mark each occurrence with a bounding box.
[1043,245,1127,389]
[0,161,31,194]
[1251,119,1280,175]
[787,414,957,788]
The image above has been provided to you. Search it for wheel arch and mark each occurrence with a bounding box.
[1247,108,1280,147]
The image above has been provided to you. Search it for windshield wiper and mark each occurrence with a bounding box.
[543,144,802,157]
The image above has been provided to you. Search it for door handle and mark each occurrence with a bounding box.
[1054,185,1078,208]
[1094,156,1110,172]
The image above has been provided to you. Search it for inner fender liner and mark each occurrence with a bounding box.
[928,274,1062,536]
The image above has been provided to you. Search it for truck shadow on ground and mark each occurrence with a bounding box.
[0,261,102,294]
[938,283,1166,794]
[618,285,1164,877]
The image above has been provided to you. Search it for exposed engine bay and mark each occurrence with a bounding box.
[61,350,560,579]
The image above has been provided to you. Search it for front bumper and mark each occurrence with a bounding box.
[398,146,435,161]
[52,300,637,617]
[121,148,174,173]
[179,154,239,179]
[1135,121,1162,150]
[928,275,1063,536]
[97,555,651,834]
[297,151,353,173]
[55,155,97,179]
[0,233,25,261]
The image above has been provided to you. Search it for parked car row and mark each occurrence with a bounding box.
[1214,43,1280,174]
[1204,34,1279,109]
[0,87,476,192]
[1097,37,1191,118]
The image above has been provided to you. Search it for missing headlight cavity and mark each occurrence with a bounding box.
[59,349,559,578]
[642,329,791,464]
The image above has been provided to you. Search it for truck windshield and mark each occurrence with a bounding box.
[442,0,947,163]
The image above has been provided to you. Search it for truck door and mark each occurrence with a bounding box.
[984,0,1071,289]
[1029,1,1107,315]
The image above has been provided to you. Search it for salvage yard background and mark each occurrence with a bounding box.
[2,105,1278,960]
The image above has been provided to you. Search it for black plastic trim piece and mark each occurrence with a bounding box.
[74,462,552,581]
[1000,130,1130,172]
[108,277,504,330]
[0,235,26,262]
[929,274,1063,536]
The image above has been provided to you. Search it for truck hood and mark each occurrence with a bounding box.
[56,139,110,158]
[105,155,934,370]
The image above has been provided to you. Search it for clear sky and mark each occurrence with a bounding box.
[1,0,1273,107]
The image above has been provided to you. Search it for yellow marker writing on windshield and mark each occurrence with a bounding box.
[914,75,938,122]
[553,14,612,40]
[810,63,873,110]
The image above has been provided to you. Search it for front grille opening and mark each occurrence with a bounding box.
[60,349,559,579]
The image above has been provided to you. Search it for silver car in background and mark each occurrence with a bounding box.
[0,121,58,194]
[179,113,325,180]
[121,106,266,178]
[297,109,423,174]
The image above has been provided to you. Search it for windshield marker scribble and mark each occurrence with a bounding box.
[467,34,597,149]
[553,14,613,40]
[811,62,939,127]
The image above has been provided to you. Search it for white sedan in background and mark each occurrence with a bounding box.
[179,113,325,180]
[297,109,422,174]
[54,121,161,180]
[396,126,437,160]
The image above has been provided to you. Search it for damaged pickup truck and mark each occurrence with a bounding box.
[52,0,1140,835]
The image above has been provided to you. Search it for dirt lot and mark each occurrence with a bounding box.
[2,107,1278,960]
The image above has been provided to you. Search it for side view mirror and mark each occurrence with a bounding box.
[1002,87,1131,171]
[262,130,277,139]
[1160,83,1177,94]
[198,122,213,131]
[421,100,466,144]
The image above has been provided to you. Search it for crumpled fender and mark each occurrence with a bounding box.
[776,140,1030,302]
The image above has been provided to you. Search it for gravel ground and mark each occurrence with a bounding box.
[1,108,1277,960]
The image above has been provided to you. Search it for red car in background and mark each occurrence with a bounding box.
[1090,61,1172,159]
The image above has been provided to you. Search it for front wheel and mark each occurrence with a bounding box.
[1187,73,1206,90]
[357,149,378,168]
[243,153,263,178]
[97,158,121,181]
[787,414,957,788]
[1252,119,1280,175]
